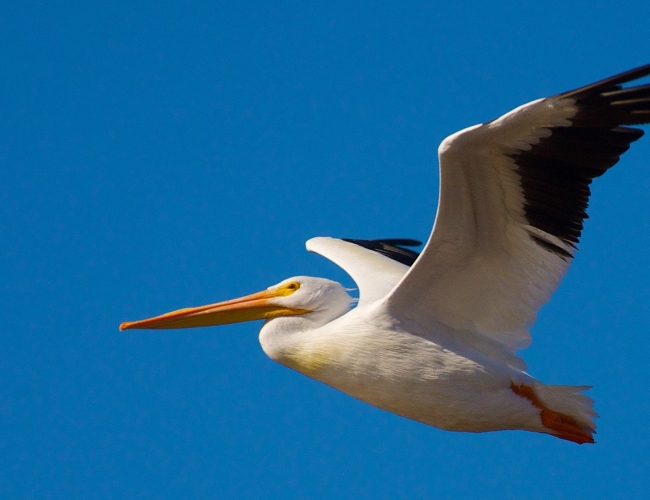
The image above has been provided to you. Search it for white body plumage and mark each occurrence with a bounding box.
[258,276,592,437]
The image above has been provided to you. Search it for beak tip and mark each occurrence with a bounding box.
[119,322,131,331]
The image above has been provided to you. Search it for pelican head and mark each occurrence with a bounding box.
[119,276,352,333]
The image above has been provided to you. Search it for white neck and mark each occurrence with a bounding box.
[255,276,352,367]
[258,304,350,364]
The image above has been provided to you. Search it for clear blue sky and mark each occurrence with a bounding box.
[2,1,650,498]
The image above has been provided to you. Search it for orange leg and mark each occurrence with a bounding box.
[510,383,595,444]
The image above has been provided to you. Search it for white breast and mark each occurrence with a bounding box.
[264,303,542,433]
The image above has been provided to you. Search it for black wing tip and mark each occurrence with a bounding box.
[513,64,650,250]
[342,238,422,266]
[342,237,423,247]
[560,63,650,100]
[368,238,422,247]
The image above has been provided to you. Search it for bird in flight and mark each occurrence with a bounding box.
[121,64,650,444]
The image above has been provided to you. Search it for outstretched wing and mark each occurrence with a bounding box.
[306,237,421,306]
[385,64,650,354]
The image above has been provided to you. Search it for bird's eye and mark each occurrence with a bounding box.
[274,281,301,297]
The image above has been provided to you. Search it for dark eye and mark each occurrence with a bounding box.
[287,282,299,290]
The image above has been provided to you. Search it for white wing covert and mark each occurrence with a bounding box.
[385,64,650,356]
[306,237,417,306]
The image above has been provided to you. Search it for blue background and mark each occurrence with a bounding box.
[2,1,650,498]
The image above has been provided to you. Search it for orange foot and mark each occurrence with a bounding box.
[510,383,595,444]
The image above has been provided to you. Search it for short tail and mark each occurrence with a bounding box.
[511,383,598,444]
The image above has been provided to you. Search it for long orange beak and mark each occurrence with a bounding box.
[119,288,310,331]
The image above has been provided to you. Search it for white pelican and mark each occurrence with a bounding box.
[121,64,650,444]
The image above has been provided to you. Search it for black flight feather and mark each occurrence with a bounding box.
[509,63,650,258]
[342,238,422,266]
